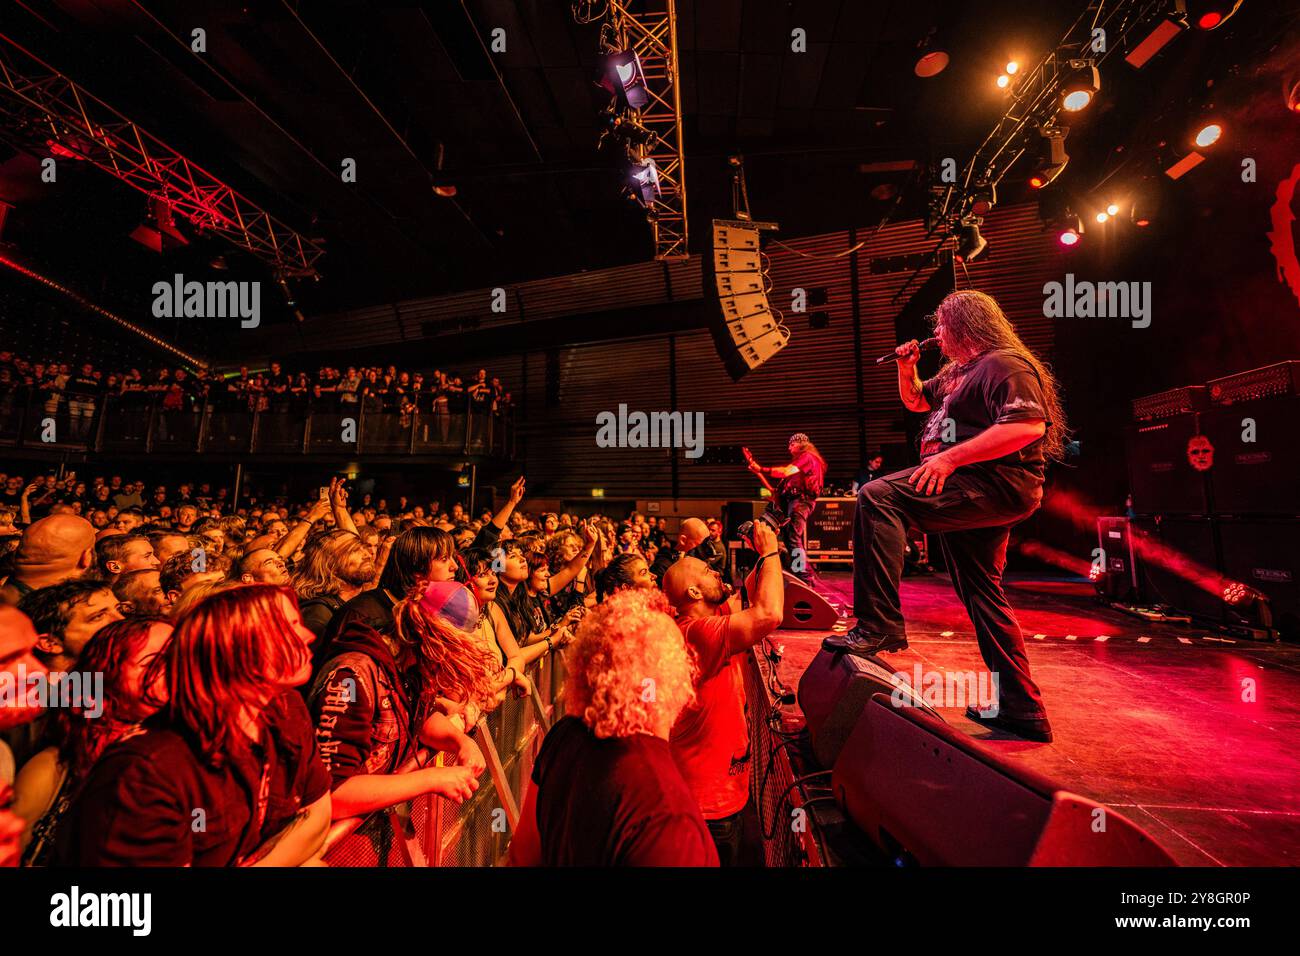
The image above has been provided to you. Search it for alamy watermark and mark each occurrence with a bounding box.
[1043,273,1151,328]
[891,664,1000,715]
[152,273,261,328]
[0,665,105,719]
[595,404,705,459]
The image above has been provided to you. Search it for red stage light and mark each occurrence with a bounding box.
[1059,229,1080,246]
[1197,12,1222,29]
[1029,175,1046,189]
[915,51,950,78]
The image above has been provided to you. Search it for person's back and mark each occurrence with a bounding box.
[528,715,716,866]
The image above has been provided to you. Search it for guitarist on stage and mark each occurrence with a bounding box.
[743,433,827,583]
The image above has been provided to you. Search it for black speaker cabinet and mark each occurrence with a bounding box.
[1131,516,1223,621]
[831,695,1177,866]
[1126,414,1210,514]
[1201,397,1300,514]
[797,648,943,769]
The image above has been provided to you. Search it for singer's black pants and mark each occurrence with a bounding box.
[851,464,1047,720]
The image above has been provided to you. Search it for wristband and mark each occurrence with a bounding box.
[545,637,554,654]
[760,551,780,561]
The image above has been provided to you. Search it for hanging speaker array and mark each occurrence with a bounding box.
[709,219,789,380]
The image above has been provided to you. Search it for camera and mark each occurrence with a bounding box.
[736,505,789,550]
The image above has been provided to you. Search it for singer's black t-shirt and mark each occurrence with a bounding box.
[919,349,1050,485]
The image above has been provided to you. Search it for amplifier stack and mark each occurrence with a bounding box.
[1124,361,1299,639]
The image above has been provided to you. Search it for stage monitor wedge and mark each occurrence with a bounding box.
[709,218,789,380]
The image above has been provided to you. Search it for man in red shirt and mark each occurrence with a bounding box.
[663,519,784,866]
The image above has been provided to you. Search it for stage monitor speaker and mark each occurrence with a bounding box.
[1125,414,1210,514]
[1096,516,1138,600]
[1201,398,1300,514]
[709,219,789,380]
[807,497,854,553]
[1131,516,1224,621]
[1218,518,1299,640]
[832,695,1178,866]
[797,648,943,769]
[723,501,761,541]
[781,571,840,630]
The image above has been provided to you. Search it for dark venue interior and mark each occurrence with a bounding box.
[0,0,1297,916]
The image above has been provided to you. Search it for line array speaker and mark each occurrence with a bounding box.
[709,220,789,380]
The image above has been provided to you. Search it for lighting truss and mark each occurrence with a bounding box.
[0,34,325,278]
[594,0,689,260]
[932,0,1174,231]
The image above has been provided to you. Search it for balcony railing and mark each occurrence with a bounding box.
[0,389,514,459]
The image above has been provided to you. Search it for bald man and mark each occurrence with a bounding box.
[0,515,96,606]
[661,518,784,866]
[649,516,716,585]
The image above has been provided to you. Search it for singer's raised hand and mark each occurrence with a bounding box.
[895,339,922,368]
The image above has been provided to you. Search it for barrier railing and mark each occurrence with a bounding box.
[0,389,514,459]
[320,650,565,867]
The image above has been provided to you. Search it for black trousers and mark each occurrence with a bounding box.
[706,799,765,867]
[852,465,1047,720]
[779,497,816,578]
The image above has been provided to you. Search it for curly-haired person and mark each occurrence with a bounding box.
[509,588,717,867]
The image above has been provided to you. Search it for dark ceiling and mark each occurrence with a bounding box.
[0,0,1294,349]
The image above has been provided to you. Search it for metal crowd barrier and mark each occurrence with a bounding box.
[0,390,515,459]
[320,650,566,867]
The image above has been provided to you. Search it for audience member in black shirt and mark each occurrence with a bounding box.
[510,589,717,866]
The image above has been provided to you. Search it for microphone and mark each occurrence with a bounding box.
[876,336,939,365]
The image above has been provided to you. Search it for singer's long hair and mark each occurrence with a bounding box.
[929,290,1068,461]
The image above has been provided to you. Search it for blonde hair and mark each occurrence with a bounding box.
[169,579,245,622]
[394,588,500,712]
[565,589,696,739]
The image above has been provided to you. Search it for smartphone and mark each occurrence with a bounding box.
[319,487,329,500]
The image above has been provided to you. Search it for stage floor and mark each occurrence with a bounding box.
[769,570,1300,866]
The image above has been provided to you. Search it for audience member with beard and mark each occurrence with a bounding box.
[661,518,784,867]
[509,589,717,867]
[112,568,173,617]
[11,616,172,865]
[0,515,97,606]
[56,585,331,866]
[307,579,482,824]
[291,530,377,641]
[316,526,459,671]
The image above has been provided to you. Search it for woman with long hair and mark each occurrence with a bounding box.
[11,616,172,866]
[454,548,568,683]
[827,289,1064,743]
[307,578,482,822]
[56,585,333,866]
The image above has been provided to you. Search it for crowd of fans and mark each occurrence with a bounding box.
[0,460,770,868]
[0,350,515,442]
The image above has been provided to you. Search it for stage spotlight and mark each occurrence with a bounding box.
[1194,122,1222,147]
[1096,211,1109,223]
[1059,59,1100,112]
[1028,127,1069,188]
[996,73,1010,89]
[1056,213,1084,246]
[955,218,988,263]
[971,182,997,215]
[913,26,949,77]
[1185,0,1244,31]
[1288,79,1300,113]
[1006,61,1019,75]
[598,50,649,110]
[1106,202,1120,216]
[628,157,661,205]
